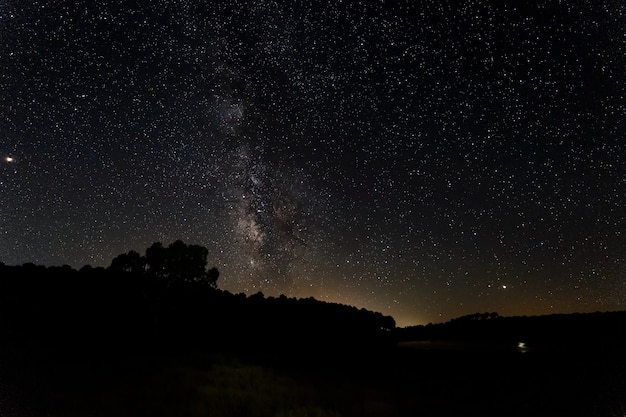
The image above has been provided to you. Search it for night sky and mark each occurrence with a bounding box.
[1,0,624,326]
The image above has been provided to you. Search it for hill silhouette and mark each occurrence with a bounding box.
[396,310,626,350]
[0,240,395,357]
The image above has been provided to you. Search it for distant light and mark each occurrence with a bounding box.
[502,285,507,289]
[5,156,14,162]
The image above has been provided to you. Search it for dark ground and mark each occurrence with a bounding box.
[1,339,624,417]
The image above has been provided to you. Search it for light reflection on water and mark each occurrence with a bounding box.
[398,340,537,353]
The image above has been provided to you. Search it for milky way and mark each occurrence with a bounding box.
[230,141,311,292]
[1,0,624,325]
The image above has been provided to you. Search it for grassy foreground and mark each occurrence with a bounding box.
[6,350,397,417]
[2,342,625,417]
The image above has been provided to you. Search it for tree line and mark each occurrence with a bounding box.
[396,310,626,347]
[0,240,395,356]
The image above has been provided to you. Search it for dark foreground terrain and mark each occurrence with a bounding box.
[1,337,624,417]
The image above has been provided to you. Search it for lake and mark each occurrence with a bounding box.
[398,340,555,353]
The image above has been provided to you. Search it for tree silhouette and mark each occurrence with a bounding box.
[145,242,168,278]
[110,250,145,274]
[144,240,217,288]
[205,266,219,288]
[164,240,210,283]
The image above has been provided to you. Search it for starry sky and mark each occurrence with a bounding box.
[1,0,624,326]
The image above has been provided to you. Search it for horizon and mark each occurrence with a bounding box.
[1,253,621,328]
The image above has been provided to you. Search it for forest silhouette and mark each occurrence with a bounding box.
[0,240,395,356]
